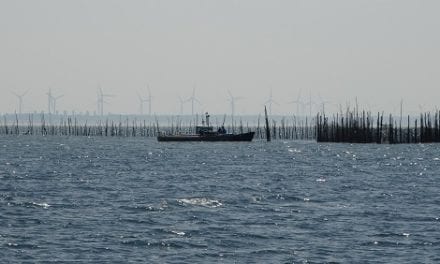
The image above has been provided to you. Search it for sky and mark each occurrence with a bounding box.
[0,0,439,116]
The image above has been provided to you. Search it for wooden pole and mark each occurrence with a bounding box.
[264,106,271,142]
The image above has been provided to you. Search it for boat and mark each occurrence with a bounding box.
[157,113,255,142]
[157,130,255,142]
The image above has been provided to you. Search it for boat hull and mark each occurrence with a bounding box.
[157,132,255,142]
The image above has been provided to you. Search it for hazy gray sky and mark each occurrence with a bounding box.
[1,0,439,115]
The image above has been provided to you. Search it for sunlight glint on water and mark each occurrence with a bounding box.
[0,136,439,263]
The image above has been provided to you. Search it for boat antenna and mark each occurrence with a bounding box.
[205,112,210,127]
[154,115,160,135]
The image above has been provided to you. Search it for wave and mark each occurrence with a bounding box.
[177,198,223,208]
[31,202,51,209]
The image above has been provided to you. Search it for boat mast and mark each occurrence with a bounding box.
[205,112,210,127]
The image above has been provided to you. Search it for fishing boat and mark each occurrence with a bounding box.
[157,113,255,142]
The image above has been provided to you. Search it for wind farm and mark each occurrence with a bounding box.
[2,86,440,144]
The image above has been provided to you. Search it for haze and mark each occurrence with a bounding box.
[1,0,439,116]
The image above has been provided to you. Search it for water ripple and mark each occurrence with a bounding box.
[1,137,439,262]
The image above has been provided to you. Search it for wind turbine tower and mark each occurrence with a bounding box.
[318,93,331,114]
[186,87,201,116]
[264,89,279,116]
[137,87,152,115]
[47,88,54,114]
[12,89,29,114]
[178,95,185,115]
[97,85,114,116]
[46,88,64,114]
[305,89,316,118]
[288,88,304,117]
[227,90,244,118]
[52,94,64,114]
[146,86,152,116]
[137,93,146,115]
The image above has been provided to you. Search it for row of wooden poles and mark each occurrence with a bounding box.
[0,114,316,140]
[316,110,440,143]
[4,110,440,143]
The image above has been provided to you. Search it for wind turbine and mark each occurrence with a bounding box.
[227,90,244,118]
[97,85,114,116]
[137,88,151,115]
[287,88,304,117]
[137,92,144,115]
[186,87,201,116]
[178,95,185,115]
[145,85,153,116]
[46,88,64,114]
[47,88,53,114]
[52,94,64,114]
[264,88,279,116]
[304,89,316,118]
[11,89,30,114]
[317,93,331,114]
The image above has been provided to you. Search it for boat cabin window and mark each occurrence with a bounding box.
[196,126,214,134]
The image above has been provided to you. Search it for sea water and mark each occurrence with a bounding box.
[1,136,439,263]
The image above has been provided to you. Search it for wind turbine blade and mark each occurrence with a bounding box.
[227,90,233,98]
[21,89,30,97]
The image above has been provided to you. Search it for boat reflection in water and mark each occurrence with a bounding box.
[157,113,255,142]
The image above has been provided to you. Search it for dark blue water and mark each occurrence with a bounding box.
[1,136,439,263]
